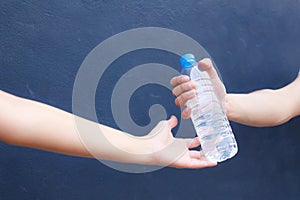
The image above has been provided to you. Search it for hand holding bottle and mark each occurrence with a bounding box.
[170,58,227,119]
[173,55,237,162]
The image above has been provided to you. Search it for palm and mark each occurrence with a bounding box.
[147,116,217,169]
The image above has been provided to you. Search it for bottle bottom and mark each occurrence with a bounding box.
[202,136,238,162]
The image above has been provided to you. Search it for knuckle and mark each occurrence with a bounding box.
[172,86,180,96]
[183,90,195,99]
[180,82,191,92]
[178,84,185,93]
[171,75,187,87]
[172,89,176,96]
[176,96,184,106]
[170,77,176,87]
[175,99,180,107]
[182,92,189,100]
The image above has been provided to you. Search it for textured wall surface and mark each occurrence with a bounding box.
[1,0,300,199]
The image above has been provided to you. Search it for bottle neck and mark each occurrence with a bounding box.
[183,61,197,68]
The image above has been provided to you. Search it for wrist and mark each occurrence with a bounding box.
[224,94,234,120]
[224,93,244,123]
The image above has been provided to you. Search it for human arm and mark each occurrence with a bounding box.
[0,90,216,168]
[170,58,300,127]
[225,75,300,126]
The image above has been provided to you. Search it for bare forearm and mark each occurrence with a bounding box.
[0,91,151,164]
[225,90,290,126]
[226,75,300,127]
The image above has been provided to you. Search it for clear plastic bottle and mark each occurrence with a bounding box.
[180,54,238,162]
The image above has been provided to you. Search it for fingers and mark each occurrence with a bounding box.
[175,90,196,108]
[198,58,219,80]
[186,137,200,149]
[170,75,190,87]
[189,151,218,168]
[169,149,218,169]
[171,75,196,108]
[189,151,205,159]
[172,81,196,97]
[167,115,178,129]
[181,107,191,119]
[166,137,218,169]
[198,58,226,100]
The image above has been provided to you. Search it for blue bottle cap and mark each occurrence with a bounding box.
[180,54,197,69]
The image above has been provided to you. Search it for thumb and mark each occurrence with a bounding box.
[198,58,219,80]
[198,58,227,100]
[167,115,178,129]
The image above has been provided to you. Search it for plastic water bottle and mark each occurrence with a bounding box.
[180,54,238,162]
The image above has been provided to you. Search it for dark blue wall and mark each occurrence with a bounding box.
[1,0,300,199]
